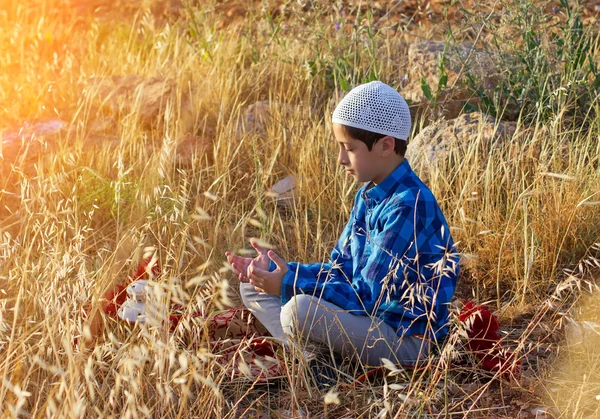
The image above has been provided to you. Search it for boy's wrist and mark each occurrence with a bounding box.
[279,267,295,303]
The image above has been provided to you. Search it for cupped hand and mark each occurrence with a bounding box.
[247,250,288,296]
[225,238,271,283]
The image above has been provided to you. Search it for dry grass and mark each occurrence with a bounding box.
[0,0,599,417]
[542,272,600,419]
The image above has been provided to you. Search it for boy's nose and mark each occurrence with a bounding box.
[338,150,348,166]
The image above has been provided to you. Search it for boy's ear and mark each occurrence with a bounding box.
[380,136,396,155]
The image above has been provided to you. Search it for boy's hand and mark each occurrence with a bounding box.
[225,239,271,283]
[247,250,288,296]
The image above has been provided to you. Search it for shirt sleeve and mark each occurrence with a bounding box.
[280,200,449,319]
[279,216,354,300]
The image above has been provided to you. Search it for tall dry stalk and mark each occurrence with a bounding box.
[0,0,599,416]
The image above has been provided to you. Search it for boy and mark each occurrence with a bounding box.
[226,81,459,368]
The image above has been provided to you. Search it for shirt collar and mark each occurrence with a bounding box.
[363,159,412,204]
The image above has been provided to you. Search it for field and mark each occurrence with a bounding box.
[1,0,600,417]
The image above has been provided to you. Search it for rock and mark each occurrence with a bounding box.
[406,112,516,171]
[82,133,122,151]
[404,41,516,121]
[407,41,501,93]
[273,408,308,418]
[244,100,273,132]
[530,407,549,418]
[242,100,308,133]
[225,5,247,18]
[216,5,247,29]
[75,118,122,154]
[1,119,68,164]
[175,135,212,167]
[565,319,600,346]
[215,1,290,28]
[2,119,66,144]
[89,116,117,133]
[85,75,195,133]
[270,4,288,18]
[267,175,297,205]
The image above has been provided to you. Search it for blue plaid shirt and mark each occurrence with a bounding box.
[279,159,459,341]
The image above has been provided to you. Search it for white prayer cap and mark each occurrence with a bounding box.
[332,81,411,141]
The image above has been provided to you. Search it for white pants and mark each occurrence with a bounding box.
[240,283,430,367]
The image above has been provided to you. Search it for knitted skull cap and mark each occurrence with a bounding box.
[332,81,411,141]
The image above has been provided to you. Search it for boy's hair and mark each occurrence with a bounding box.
[341,124,407,156]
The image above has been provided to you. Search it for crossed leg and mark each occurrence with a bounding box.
[240,283,430,366]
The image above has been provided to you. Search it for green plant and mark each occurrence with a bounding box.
[420,54,449,112]
[450,0,599,123]
[300,3,382,92]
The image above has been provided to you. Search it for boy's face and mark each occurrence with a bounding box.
[333,123,386,184]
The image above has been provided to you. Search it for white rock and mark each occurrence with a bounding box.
[530,407,548,418]
[268,175,297,203]
[2,119,66,144]
[565,319,600,345]
[406,112,516,172]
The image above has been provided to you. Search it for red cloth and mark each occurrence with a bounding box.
[88,259,284,383]
[86,258,520,383]
[458,301,520,379]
